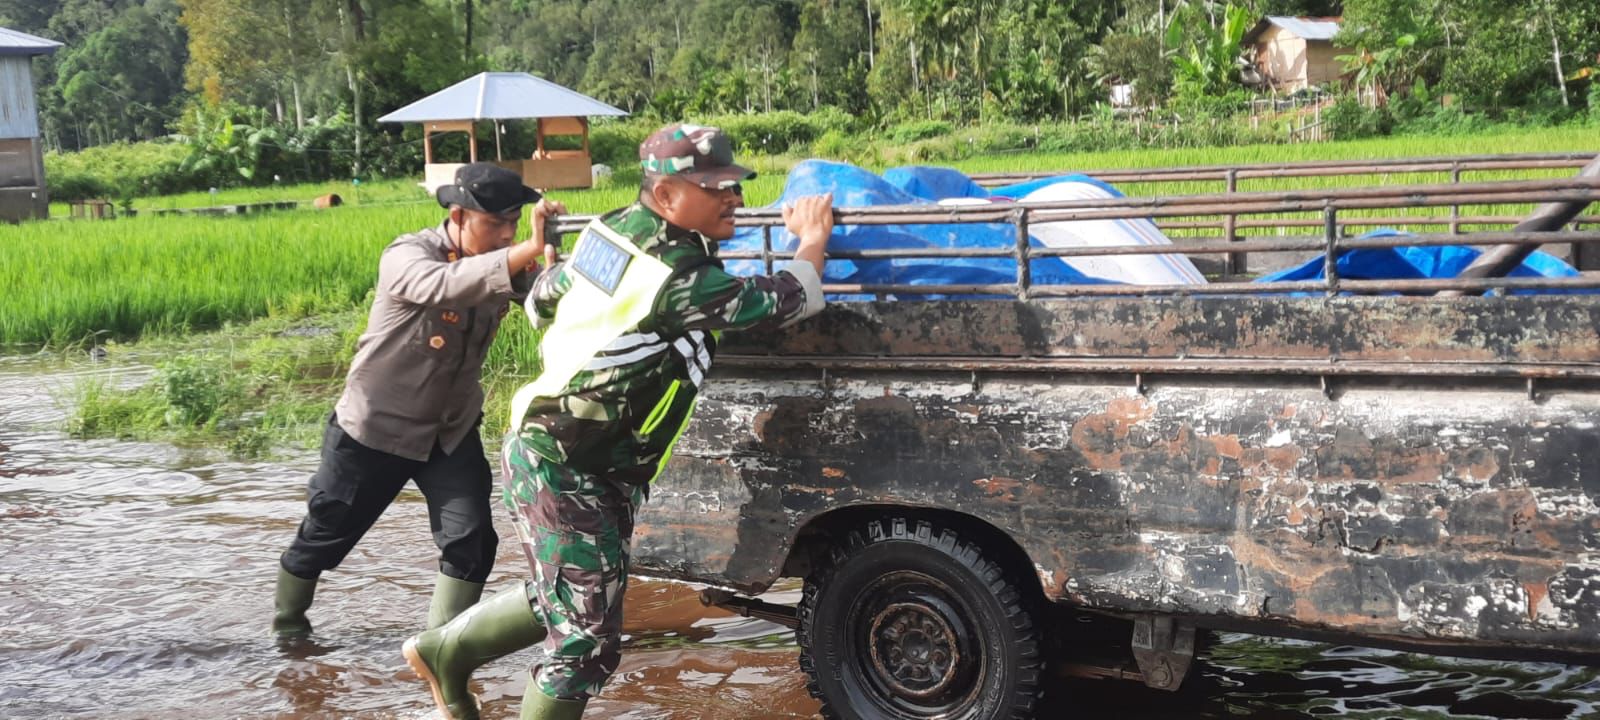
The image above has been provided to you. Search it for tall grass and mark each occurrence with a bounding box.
[2,205,429,347]
[9,126,1593,350]
[939,127,1598,243]
[946,125,1599,177]
[7,177,794,348]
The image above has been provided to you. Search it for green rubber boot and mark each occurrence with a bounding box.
[519,683,587,720]
[427,573,486,629]
[403,582,547,720]
[271,566,317,637]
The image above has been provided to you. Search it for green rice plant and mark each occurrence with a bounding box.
[65,379,167,440]
[6,174,773,349]
[161,355,237,426]
[0,205,429,347]
[946,125,1598,177]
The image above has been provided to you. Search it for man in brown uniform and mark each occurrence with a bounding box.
[271,163,564,637]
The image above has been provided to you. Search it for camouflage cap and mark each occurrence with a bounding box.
[639,124,756,189]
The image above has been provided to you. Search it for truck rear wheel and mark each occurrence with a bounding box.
[797,517,1044,720]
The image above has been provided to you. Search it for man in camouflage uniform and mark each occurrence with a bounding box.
[403,124,835,720]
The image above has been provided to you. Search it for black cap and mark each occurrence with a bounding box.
[436,162,541,213]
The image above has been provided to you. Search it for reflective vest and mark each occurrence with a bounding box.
[508,219,702,480]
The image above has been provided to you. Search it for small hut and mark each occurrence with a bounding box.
[1242,16,1343,93]
[0,27,62,223]
[378,72,628,193]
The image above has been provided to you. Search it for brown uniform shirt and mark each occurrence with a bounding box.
[334,222,533,461]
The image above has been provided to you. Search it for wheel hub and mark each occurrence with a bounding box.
[868,602,961,699]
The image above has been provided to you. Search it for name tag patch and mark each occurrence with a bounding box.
[570,229,632,295]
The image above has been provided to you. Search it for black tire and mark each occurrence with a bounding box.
[797,517,1044,720]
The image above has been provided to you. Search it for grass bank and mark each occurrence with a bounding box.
[66,309,366,454]
[66,303,541,455]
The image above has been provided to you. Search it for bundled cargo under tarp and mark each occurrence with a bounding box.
[723,160,1586,297]
[721,160,1203,297]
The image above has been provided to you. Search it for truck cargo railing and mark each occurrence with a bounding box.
[552,173,1600,299]
[971,151,1600,273]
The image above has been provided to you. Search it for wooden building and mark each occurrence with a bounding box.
[1242,16,1343,93]
[0,27,62,223]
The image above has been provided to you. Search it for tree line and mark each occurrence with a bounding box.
[3,0,1596,160]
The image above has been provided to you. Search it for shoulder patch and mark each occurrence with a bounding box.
[569,228,632,295]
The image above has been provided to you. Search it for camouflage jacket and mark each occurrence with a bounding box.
[517,202,823,482]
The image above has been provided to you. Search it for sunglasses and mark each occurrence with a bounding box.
[695,182,743,198]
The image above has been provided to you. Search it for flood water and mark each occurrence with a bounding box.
[4,354,1600,719]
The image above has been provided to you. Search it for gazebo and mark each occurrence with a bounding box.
[378,71,627,192]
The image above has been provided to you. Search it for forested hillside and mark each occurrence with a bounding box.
[4,0,1595,195]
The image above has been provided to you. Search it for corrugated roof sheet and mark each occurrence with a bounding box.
[377,72,628,123]
[1262,16,1341,41]
[0,27,63,56]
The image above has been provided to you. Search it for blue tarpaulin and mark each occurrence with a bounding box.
[723,161,1111,299]
[1255,229,1586,293]
[724,161,1584,298]
[881,166,992,201]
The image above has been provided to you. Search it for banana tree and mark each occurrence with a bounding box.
[178,106,282,184]
[1165,2,1254,97]
[1336,33,1417,106]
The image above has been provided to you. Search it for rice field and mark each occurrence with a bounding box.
[952,125,1599,178]
[16,125,1594,451]
[7,126,1596,350]
[3,205,418,347]
[7,175,792,349]
[951,126,1598,250]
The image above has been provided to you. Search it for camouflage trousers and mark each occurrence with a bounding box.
[500,432,645,702]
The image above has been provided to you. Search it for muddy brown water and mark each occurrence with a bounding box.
[3,355,1599,719]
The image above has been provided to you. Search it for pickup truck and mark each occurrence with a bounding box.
[620,154,1600,720]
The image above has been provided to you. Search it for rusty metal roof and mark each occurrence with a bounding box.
[0,27,62,56]
[377,72,628,123]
